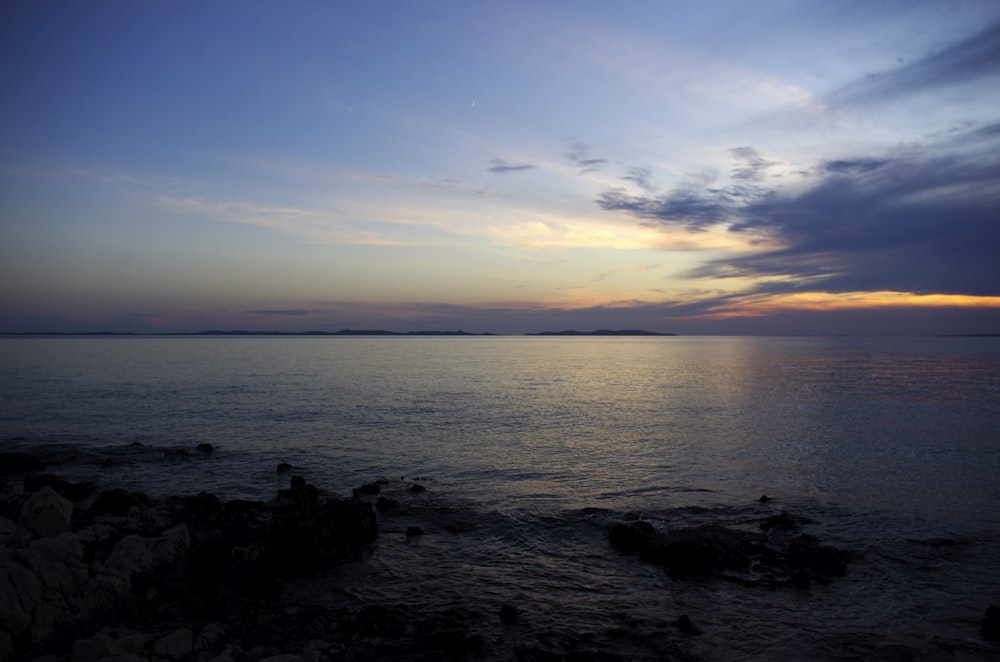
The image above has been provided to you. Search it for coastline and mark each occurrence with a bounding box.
[3,445,1000,660]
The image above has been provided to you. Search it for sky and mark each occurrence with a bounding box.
[1,0,999,335]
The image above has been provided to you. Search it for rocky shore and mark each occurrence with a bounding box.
[3,449,998,661]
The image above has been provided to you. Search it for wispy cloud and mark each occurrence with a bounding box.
[728,147,779,182]
[245,309,310,316]
[620,166,654,192]
[831,22,1000,106]
[564,141,609,175]
[487,158,535,175]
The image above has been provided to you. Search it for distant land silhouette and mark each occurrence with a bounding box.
[1,329,676,337]
[524,329,675,336]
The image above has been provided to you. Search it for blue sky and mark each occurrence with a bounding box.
[2,0,999,334]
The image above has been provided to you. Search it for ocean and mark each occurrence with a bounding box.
[2,335,999,660]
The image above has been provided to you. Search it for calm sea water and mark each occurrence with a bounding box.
[2,336,999,660]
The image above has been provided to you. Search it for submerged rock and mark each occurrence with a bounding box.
[673,614,702,635]
[0,451,46,474]
[982,605,1000,641]
[609,514,850,586]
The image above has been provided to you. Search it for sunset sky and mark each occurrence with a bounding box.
[2,0,999,334]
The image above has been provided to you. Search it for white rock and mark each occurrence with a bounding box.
[0,552,43,633]
[19,487,74,538]
[152,627,193,661]
[72,630,146,662]
[106,524,190,574]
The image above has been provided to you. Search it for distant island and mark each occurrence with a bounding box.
[1,329,675,337]
[524,329,675,336]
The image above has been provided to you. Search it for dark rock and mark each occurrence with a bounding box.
[354,482,381,497]
[269,492,377,572]
[415,607,484,657]
[24,474,96,501]
[196,443,214,454]
[276,462,293,473]
[376,496,399,511]
[791,568,811,589]
[609,517,850,586]
[405,526,424,537]
[275,475,319,515]
[164,448,191,458]
[759,495,772,503]
[608,521,657,552]
[0,451,45,474]
[91,488,152,517]
[674,614,702,635]
[350,605,408,637]
[760,511,807,532]
[785,533,849,579]
[408,483,427,493]
[981,604,1000,641]
[20,486,74,537]
[500,604,518,623]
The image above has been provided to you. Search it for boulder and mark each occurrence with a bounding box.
[91,488,152,518]
[152,627,194,660]
[20,486,74,538]
[105,523,190,575]
[71,629,145,662]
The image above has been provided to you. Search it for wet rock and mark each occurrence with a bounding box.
[0,451,46,474]
[376,496,399,511]
[354,482,381,496]
[195,622,229,656]
[608,520,657,552]
[269,485,377,573]
[105,523,191,574]
[20,486,74,538]
[760,511,812,533]
[500,604,518,623]
[91,488,152,518]
[197,443,215,454]
[24,474,96,502]
[609,516,850,585]
[276,462,293,473]
[785,533,848,579]
[71,629,145,662]
[405,526,424,537]
[0,515,28,549]
[982,604,1000,641]
[275,476,319,515]
[759,495,773,503]
[152,627,193,660]
[673,614,702,635]
[408,483,427,494]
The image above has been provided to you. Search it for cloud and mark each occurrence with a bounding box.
[620,166,654,192]
[728,147,778,182]
[565,141,608,174]
[832,22,1000,105]
[488,158,535,175]
[245,309,310,316]
[597,186,736,231]
[602,125,1000,298]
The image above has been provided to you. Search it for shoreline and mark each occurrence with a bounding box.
[3,447,998,661]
